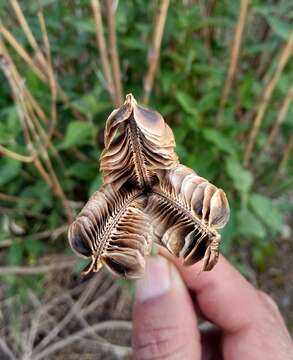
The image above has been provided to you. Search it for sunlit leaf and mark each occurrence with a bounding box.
[249,194,284,233]
[60,121,95,149]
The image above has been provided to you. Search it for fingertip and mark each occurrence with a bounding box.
[135,256,171,302]
[132,256,200,359]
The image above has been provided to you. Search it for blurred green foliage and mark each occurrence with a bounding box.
[0,0,292,293]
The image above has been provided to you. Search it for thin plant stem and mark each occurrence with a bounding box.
[0,39,73,223]
[37,8,58,133]
[0,144,35,162]
[91,0,116,106]
[0,258,76,275]
[143,0,170,105]
[106,0,123,106]
[9,0,46,69]
[5,2,85,121]
[0,24,46,81]
[261,82,293,155]
[31,321,132,360]
[217,0,250,125]
[244,30,293,167]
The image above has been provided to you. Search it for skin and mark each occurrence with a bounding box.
[132,254,293,360]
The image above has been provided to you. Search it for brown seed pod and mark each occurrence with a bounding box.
[68,94,230,278]
[100,93,178,189]
[146,164,230,271]
[68,184,152,278]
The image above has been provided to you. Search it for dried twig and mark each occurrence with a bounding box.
[0,192,36,204]
[6,0,85,121]
[0,24,46,81]
[0,40,74,222]
[33,275,102,352]
[37,8,57,133]
[0,338,16,360]
[261,82,293,155]
[143,0,170,105]
[217,0,250,125]
[0,144,35,163]
[77,339,132,359]
[31,321,132,360]
[91,0,116,106]
[81,282,119,316]
[106,0,123,106]
[244,30,293,167]
[9,0,41,56]
[24,293,59,360]
[0,258,75,275]
[0,225,68,249]
[0,207,46,219]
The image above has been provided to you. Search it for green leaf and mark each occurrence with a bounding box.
[65,16,96,33]
[60,121,95,149]
[249,194,284,233]
[71,86,111,117]
[267,16,292,40]
[225,158,253,200]
[7,240,24,266]
[202,129,238,154]
[176,91,199,116]
[24,239,45,257]
[237,208,266,239]
[68,161,98,181]
[0,158,21,187]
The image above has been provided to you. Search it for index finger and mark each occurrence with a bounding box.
[177,256,262,332]
[173,254,293,359]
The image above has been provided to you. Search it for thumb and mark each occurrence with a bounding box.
[132,256,200,359]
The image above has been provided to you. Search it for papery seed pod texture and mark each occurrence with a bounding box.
[68,94,230,278]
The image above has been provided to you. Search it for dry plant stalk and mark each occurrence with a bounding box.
[261,82,293,155]
[0,39,73,223]
[143,0,170,105]
[0,24,46,81]
[0,144,35,163]
[106,0,123,106]
[68,94,230,278]
[91,0,116,106]
[4,0,85,122]
[37,8,58,132]
[244,30,293,167]
[217,0,250,125]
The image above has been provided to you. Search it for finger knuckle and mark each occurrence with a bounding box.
[133,322,186,360]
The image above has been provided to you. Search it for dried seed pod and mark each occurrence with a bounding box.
[68,184,152,278]
[100,94,178,189]
[68,94,230,277]
[146,164,230,271]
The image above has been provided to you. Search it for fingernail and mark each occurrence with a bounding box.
[136,256,171,301]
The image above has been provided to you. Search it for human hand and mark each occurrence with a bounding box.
[132,254,293,359]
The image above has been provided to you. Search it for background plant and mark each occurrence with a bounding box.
[0,0,292,320]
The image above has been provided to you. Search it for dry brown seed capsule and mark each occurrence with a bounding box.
[68,184,152,278]
[68,95,230,277]
[146,164,230,271]
[100,93,178,189]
